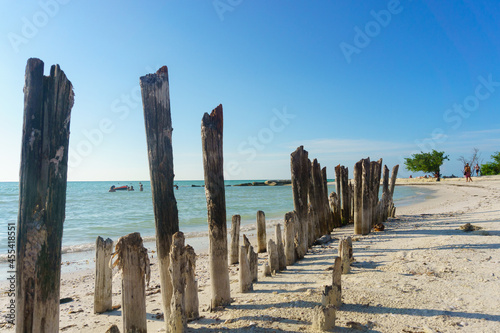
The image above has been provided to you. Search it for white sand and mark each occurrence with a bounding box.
[2,176,500,332]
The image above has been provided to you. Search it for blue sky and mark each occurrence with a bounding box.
[1,0,499,181]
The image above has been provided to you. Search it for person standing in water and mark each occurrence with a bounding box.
[139,182,144,191]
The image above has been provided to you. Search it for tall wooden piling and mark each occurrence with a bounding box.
[257,210,267,253]
[389,165,399,218]
[382,165,390,196]
[310,159,327,237]
[291,146,310,259]
[201,104,231,308]
[389,164,399,199]
[339,166,350,224]
[140,66,179,320]
[370,159,382,227]
[381,165,390,222]
[16,58,74,332]
[321,167,333,233]
[95,237,113,314]
[353,160,363,235]
[113,233,150,333]
[284,211,296,266]
[335,165,341,222]
[361,158,371,235]
[229,215,241,264]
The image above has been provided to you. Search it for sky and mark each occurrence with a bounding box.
[1,0,499,181]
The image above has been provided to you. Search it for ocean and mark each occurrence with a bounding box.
[0,180,432,277]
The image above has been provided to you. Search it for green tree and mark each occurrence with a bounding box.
[481,152,500,175]
[404,150,449,181]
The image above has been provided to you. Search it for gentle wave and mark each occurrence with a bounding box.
[0,181,431,259]
[0,217,288,263]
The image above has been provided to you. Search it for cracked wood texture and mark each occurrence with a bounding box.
[290,146,309,259]
[201,104,231,308]
[16,58,74,333]
[353,160,363,235]
[140,66,179,321]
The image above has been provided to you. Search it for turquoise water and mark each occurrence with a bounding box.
[0,180,430,262]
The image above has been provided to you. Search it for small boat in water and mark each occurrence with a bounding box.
[109,185,129,192]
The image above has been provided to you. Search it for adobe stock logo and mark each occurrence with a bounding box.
[7,0,72,53]
[213,0,243,21]
[224,107,295,179]
[339,0,412,64]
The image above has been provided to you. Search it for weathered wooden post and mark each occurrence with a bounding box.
[339,238,351,274]
[310,159,327,237]
[381,165,390,222]
[388,165,399,217]
[284,211,296,265]
[307,205,317,247]
[312,305,336,331]
[329,192,341,228]
[389,165,399,199]
[291,146,309,259]
[268,239,279,273]
[361,158,372,235]
[229,214,241,264]
[184,245,199,321]
[342,166,350,224]
[201,104,231,308]
[263,263,272,277]
[382,165,390,197]
[239,245,253,292]
[350,181,355,220]
[275,224,287,271]
[370,159,382,227]
[16,58,74,332]
[95,237,113,314]
[335,164,342,223]
[243,235,258,282]
[257,210,267,253]
[140,66,179,320]
[353,160,363,234]
[331,256,342,307]
[113,232,150,333]
[169,232,187,333]
[321,167,333,233]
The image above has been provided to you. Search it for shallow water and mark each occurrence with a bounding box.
[0,180,431,276]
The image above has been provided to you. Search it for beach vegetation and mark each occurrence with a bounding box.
[481,152,500,175]
[404,150,449,180]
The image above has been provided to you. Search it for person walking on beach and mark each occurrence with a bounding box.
[475,163,480,177]
[464,163,472,182]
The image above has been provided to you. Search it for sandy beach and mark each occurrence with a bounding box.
[2,176,500,332]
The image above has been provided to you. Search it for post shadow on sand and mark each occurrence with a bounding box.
[104,310,164,322]
[341,302,500,323]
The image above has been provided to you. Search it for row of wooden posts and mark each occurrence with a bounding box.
[15,58,399,332]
